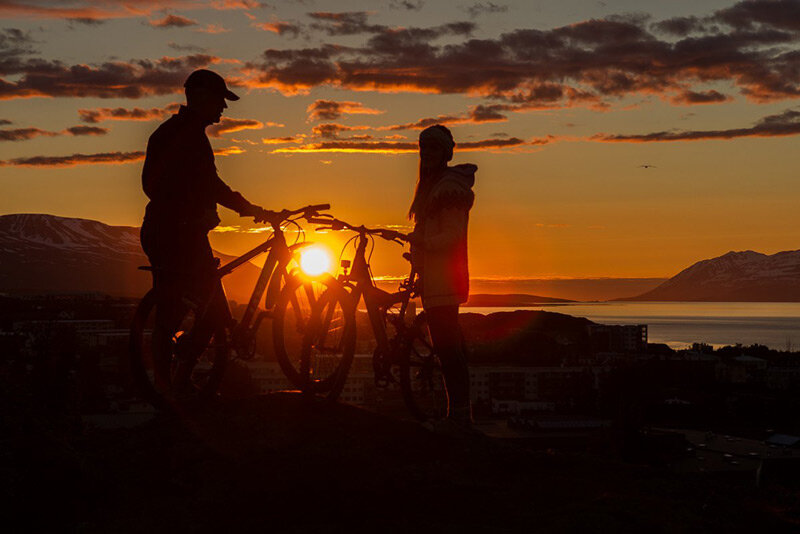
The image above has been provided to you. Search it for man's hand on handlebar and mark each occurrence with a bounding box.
[250,206,288,225]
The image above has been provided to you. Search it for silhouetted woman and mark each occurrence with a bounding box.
[409,124,476,427]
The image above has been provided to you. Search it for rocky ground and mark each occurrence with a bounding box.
[3,393,799,533]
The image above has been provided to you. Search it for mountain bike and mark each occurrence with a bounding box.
[291,215,447,421]
[129,203,343,408]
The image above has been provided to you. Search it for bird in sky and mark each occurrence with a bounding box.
[639,164,657,169]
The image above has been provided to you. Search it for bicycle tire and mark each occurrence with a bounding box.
[398,314,448,421]
[273,273,356,396]
[129,289,228,409]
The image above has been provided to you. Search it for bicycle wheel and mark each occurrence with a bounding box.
[129,289,228,409]
[273,273,355,396]
[399,313,448,421]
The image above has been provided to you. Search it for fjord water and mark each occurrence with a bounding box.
[467,302,800,350]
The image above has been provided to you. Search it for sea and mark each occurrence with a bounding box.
[465,302,800,351]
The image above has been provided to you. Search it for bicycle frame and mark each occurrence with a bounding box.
[339,231,416,361]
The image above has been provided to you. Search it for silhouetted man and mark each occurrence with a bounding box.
[140,69,273,393]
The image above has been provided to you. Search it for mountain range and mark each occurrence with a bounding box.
[626,250,800,301]
[1,214,798,302]
[0,213,261,303]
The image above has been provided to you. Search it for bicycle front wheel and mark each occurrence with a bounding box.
[129,289,228,409]
[273,274,356,396]
[399,314,448,421]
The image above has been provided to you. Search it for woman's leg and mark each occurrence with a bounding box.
[426,304,471,424]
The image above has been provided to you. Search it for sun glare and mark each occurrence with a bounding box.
[300,246,333,277]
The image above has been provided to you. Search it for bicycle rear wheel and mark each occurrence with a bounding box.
[399,314,448,421]
[129,289,228,409]
[273,274,355,396]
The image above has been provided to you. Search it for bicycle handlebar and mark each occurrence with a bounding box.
[260,203,331,227]
[299,203,330,214]
[308,215,409,243]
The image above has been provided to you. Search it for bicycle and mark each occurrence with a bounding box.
[290,215,447,421]
[128,203,349,408]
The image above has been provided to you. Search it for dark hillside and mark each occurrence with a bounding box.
[3,393,795,533]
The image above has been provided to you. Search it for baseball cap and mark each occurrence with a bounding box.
[184,69,239,101]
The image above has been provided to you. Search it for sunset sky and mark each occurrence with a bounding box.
[1,0,798,282]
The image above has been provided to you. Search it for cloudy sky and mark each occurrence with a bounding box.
[1,0,798,281]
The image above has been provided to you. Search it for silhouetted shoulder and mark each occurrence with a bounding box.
[428,164,476,213]
[147,113,186,149]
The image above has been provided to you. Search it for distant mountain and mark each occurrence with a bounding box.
[627,250,800,302]
[0,214,262,303]
[464,293,573,307]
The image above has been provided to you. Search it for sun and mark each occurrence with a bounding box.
[300,246,333,277]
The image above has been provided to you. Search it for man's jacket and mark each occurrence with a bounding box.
[142,105,252,233]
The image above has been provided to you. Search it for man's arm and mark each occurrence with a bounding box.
[212,171,255,215]
[212,171,279,223]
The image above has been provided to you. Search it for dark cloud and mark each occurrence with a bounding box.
[254,21,302,37]
[380,104,509,131]
[248,2,800,106]
[0,124,108,140]
[149,14,197,28]
[0,1,262,21]
[389,0,424,11]
[651,16,710,36]
[206,118,263,137]
[306,99,383,121]
[0,54,220,99]
[78,104,180,123]
[0,151,145,167]
[0,127,57,141]
[311,123,371,138]
[167,42,207,53]
[64,125,108,136]
[0,27,36,65]
[67,17,106,26]
[464,2,508,18]
[0,119,12,125]
[715,0,800,32]
[305,11,473,42]
[594,108,800,142]
[308,12,386,36]
[671,89,731,105]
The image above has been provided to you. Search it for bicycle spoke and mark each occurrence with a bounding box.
[302,281,318,309]
[289,291,307,332]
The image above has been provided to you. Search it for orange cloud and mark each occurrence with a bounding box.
[206,118,263,137]
[261,136,302,144]
[272,136,536,154]
[213,146,245,156]
[149,14,197,28]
